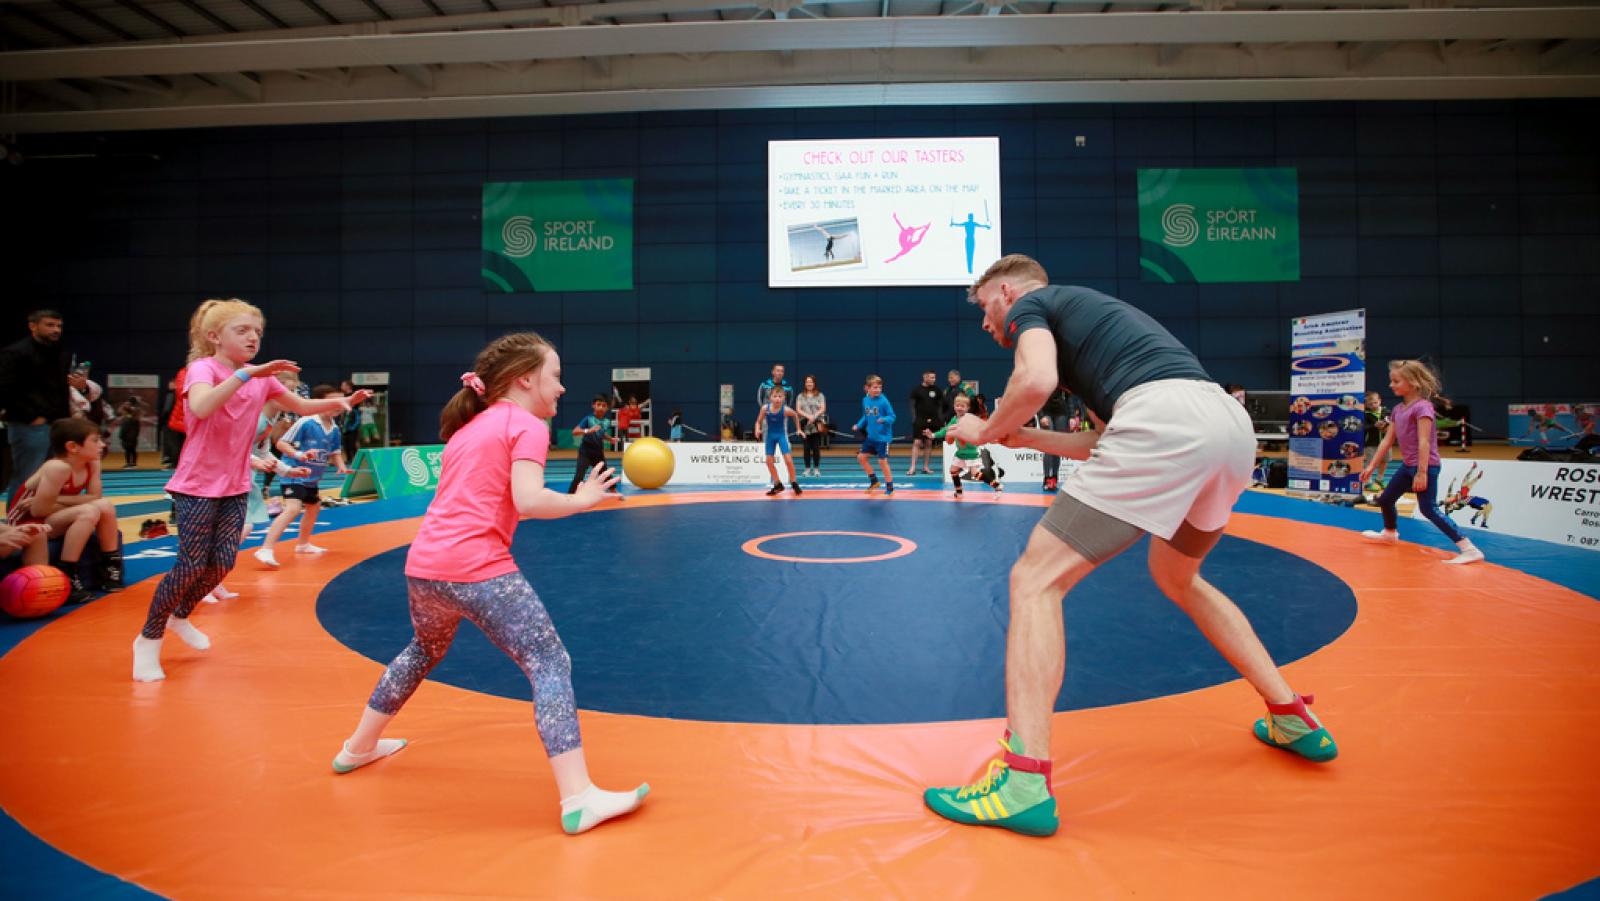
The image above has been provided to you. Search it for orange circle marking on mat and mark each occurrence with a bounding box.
[741,530,917,564]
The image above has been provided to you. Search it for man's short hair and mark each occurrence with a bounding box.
[923,369,936,377]
[311,383,338,399]
[948,369,961,379]
[591,395,609,405]
[28,309,62,324]
[969,254,1050,302]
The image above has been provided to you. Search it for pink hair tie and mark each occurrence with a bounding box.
[460,371,486,397]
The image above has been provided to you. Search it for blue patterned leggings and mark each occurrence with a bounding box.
[366,573,581,757]
[141,492,248,639]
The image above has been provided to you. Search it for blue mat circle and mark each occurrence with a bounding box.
[317,499,1357,725]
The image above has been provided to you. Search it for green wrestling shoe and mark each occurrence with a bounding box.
[923,732,1058,837]
[1253,693,1338,762]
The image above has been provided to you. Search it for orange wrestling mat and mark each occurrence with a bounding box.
[1,491,1597,899]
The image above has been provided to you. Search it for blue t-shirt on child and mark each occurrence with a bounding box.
[854,395,896,443]
[280,416,342,485]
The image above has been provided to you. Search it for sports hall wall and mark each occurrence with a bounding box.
[2,98,1596,443]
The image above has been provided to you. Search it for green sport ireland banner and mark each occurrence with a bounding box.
[1137,168,1299,284]
[342,445,444,500]
[482,179,634,293]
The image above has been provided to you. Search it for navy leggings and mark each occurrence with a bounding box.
[366,573,581,757]
[141,492,248,639]
[1376,463,1463,544]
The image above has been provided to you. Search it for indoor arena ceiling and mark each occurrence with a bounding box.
[1,0,1598,131]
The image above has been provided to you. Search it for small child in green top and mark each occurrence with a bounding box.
[925,394,1003,497]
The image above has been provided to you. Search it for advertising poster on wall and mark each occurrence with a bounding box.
[940,443,1080,488]
[1137,168,1300,284]
[643,443,773,487]
[1508,403,1593,450]
[1286,309,1366,497]
[1417,458,1600,551]
[481,179,634,293]
[768,138,1002,288]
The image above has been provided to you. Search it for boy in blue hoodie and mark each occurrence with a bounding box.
[852,374,897,495]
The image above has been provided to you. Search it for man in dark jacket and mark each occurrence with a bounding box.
[0,310,85,497]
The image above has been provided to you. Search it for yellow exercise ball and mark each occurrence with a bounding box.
[621,436,675,490]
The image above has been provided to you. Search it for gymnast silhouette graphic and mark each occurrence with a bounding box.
[950,209,992,274]
[884,213,931,264]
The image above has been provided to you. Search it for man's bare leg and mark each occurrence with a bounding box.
[1147,531,1337,762]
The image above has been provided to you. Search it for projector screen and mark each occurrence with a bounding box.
[768,137,1002,288]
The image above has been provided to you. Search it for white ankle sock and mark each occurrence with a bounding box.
[332,738,407,774]
[560,783,650,835]
[1361,529,1398,544]
[212,584,239,599]
[167,616,210,650]
[1444,541,1484,565]
[132,636,165,682]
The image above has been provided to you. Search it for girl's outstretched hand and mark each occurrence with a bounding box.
[248,359,300,378]
[574,461,620,507]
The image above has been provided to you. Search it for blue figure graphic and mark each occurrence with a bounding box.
[949,206,992,275]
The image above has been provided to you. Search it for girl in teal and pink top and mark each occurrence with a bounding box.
[132,298,370,682]
[1358,359,1484,565]
[330,332,649,836]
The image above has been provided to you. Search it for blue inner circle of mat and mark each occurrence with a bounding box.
[317,500,1357,725]
[752,532,905,558]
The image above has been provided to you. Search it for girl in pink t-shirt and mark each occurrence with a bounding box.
[331,332,649,836]
[1357,359,1484,565]
[132,299,370,683]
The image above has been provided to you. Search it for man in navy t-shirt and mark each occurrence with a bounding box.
[922,255,1338,839]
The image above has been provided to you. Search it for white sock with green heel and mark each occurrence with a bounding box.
[560,783,649,834]
[332,739,408,774]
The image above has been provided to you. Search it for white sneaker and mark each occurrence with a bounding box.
[294,543,327,555]
[1360,530,1399,544]
[254,547,280,567]
[1443,546,1485,565]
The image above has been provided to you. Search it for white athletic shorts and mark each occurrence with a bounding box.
[1062,379,1255,539]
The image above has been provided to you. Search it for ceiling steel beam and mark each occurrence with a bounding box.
[5,8,1599,80]
[110,0,188,36]
[1348,39,1396,65]
[295,0,343,25]
[28,77,97,108]
[170,0,240,32]
[236,0,292,29]
[355,0,396,20]
[210,69,263,98]
[6,74,1599,132]
[3,3,90,44]
[54,0,139,40]
[395,61,432,85]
